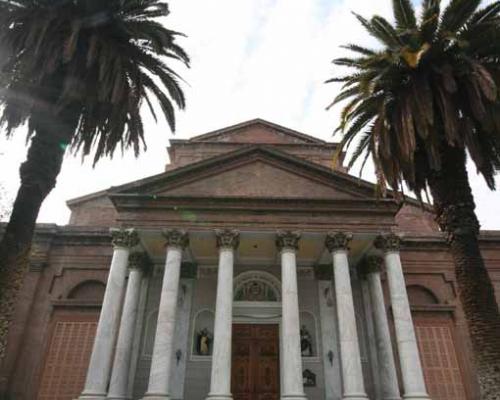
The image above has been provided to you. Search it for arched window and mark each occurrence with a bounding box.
[233,271,281,302]
[407,285,440,305]
[67,280,105,301]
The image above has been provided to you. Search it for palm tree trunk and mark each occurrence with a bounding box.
[0,114,76,371]
[428,144,500,399]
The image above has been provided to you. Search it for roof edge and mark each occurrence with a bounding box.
[188,118,327,144]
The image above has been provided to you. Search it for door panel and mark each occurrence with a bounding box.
[232,324,279,400]
[37,312,98,400]
[414,316,467,400]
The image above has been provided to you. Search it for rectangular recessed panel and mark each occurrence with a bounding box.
[37,315,98,400]
[415,318,467,400]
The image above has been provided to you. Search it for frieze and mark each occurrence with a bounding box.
[276,231,301,251]
[162,229,189,249]
[325,232,352,252]
[215,229,240,250]
[110,228,139,249]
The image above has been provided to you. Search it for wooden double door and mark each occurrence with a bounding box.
[231,324,280,400]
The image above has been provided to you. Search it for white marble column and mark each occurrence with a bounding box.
[108,252,150,400]
[206,230,240,400]
[375,234,430,400]
[325,233,368,400]
[361,256,401,400]
[142,229,189,400]
[276,231,307,400]
[79,228,139,400]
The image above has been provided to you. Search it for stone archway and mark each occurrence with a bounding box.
[233,271,281,302]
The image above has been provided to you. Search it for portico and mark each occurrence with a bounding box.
[6,120,479,400]
[77,228,430,400]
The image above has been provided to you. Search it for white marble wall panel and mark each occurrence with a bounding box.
[169,279,194,399]
[317,280,342,400]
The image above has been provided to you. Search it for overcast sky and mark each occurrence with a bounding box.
[1,0,499,229]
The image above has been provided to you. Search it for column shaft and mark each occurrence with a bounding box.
[366,271,401,400]
[80,229,138,400]
[207,248,234,399]
[384,251,429,400]
[108,257,145,400]
[333,250,368,400]
[207,229,239,400]
[142,245,183,400]
[281,250,306,399]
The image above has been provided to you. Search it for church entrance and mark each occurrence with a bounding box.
[231,324,280,400]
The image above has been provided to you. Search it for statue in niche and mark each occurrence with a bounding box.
[300,325,313,357]
[196,328,212,355]
[302,369,316,387]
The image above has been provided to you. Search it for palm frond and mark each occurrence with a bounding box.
[0,0,189,164]
[392,0,417,31]
[440,0,481,34]
[420,0,441,41]
[353,12,401,48]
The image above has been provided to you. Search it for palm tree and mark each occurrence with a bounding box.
[327,0,500,397]
[0,0,189,365]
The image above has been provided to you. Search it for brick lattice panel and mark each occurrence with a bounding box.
[415,318,467,400]
[37,315,98,400]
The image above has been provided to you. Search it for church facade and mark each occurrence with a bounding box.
[1,120,500,400]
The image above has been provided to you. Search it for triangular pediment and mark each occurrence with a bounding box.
[189,119,325,145]
[113,147,377,201]
[157,159,358,199]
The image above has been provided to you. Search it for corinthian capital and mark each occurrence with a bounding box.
[374,233,401,252]
[276,231,301,251]
[110,228,139,249]
[325,232,352,252]
[162,229,189,250]
[215,229,240,250]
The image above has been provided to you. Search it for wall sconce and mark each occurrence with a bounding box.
[176,349,182,365]
[327,350,334,366]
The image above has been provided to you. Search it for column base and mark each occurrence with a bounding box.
[205,394,232,400]
[403,394,430,400]
[77,394,107,400]
[281,394,307,400]
[341,394,369,400]
[141,393,171,400]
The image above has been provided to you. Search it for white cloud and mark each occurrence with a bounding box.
[0,0,499,229]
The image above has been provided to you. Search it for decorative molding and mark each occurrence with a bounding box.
[275,230,301,251]
[162,229,189,249]
[374,233,401,252]
[215,229,240,250]
[110,228,139,249]
[325,232,352,252]
[359,255,384,276]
